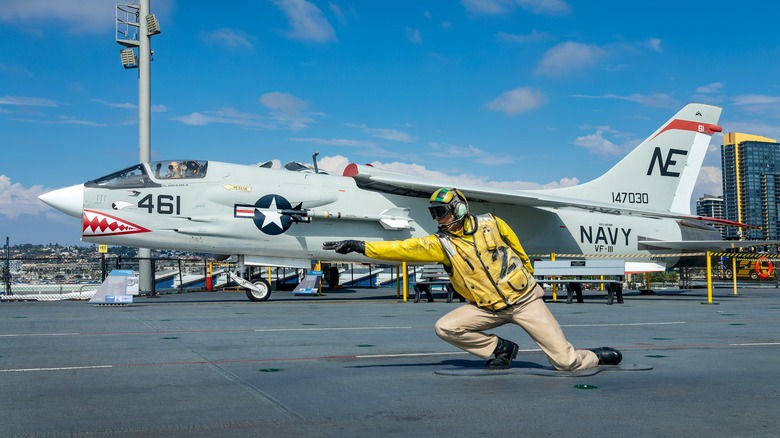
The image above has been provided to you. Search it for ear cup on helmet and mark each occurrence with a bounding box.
[452,188,468,218]
[455,202,468,218]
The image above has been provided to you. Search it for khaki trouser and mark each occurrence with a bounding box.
[434,284,599,371]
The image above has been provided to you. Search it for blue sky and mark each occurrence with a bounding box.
[2,0,780,246]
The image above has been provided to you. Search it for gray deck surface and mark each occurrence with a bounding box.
[2,285,779,437]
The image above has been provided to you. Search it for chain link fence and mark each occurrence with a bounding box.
[1,254,214,299]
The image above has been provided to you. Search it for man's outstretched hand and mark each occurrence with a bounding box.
[322,240,366,255]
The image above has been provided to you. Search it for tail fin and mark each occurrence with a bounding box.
[545,103,722,214]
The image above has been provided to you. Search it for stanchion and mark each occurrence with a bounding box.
[703,251,718,305]
[550,252,558,302]
[205,261,213,291]
[402,261,408,302]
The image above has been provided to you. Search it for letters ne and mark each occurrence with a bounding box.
[647,147,687,177]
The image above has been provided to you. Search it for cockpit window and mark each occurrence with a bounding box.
[84,160,208,189]
[151,160,208,179]
[85,164,159,189]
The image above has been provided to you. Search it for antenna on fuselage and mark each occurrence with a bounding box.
[312,151,320,174]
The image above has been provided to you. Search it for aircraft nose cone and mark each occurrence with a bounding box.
[38,184,84,218]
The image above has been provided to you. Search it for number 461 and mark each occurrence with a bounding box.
[138,194,181,215]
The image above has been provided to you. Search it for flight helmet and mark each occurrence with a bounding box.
[428,188,469,221]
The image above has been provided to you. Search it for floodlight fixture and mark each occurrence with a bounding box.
[146,14,161,35]
[120,48,138,69]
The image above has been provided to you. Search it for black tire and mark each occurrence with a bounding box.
[749,271,758,280]
[245,278,271,302]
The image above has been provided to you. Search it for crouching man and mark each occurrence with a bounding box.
[323,188,621,371]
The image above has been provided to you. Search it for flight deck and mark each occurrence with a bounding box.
[1,286,778,437]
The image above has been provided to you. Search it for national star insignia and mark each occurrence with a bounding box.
[259,197,284,230]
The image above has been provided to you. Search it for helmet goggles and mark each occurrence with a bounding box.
[428,204,450,220]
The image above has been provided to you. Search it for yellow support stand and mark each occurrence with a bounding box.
[702,251,718,305]
[402,262,409,302]
[550,252,557,302]
[315,261,322,296]
[732,257,738,296]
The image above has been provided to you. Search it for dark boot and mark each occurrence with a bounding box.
[485,337,519,370]
[591,347,622,365]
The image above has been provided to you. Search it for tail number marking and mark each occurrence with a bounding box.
[647,147,688,177]
[612,192,649,204]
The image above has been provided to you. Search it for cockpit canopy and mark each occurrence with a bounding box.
[85,160,208,189]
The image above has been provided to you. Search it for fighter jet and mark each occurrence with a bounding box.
[39,103,747,301]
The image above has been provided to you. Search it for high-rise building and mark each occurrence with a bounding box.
[720,132,780,240]
[696,194,725,238]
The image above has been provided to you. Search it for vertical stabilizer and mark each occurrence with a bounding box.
[544,103,722,214]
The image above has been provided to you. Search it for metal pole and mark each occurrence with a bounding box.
[4,237,10,296]
[137,0,153,296]
[402,262,408,301]
[706,251,713,304]
[550,252,557,302]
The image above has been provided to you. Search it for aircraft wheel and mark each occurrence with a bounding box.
[749,271,758,281]
[245,279,271,302]
[725,269,733,280]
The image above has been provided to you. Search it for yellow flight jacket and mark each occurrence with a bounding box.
[365,214,537,310]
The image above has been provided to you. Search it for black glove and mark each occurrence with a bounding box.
[322,240,366,255]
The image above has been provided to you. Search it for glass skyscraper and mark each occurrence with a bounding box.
[721,133,780,240]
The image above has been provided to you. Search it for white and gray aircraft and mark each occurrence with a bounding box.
[39,103,750,301]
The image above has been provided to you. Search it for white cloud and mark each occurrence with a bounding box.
[0,0,112,33]
[496,29,549,44]
[696,82,725,94]
[732,94,780,107]
[271,0,337,43]
[260,92,308,114]
[570,92,679,108]
[346,123,417,142]
[485,87,547,116]
[516,0,572,15]
[695,166,723,197]
[290,137,377,148]
[405,27,422,45]
[462,0,513,15]
[723,120,780,140]
[462,0,571,16]
[0,0,172,34]
[644,38,662,52]
[259,91,313,130]
[0,63,33,77]
[429,143,484,158]
[0,175,51,219]
[52,115,106,127]
[317,155,351,174]
[363,159,576,190]
[174,93,316,130]
[93,99,167,112]
[573,129,621,157]
[428,142,517,165]
[536,41,606,77]
[0,95,59,107]
[173,108,272,128]
[730,95,780,120]
[201,29,255,49]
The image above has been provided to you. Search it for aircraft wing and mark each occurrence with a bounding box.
[343,163,745,225]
